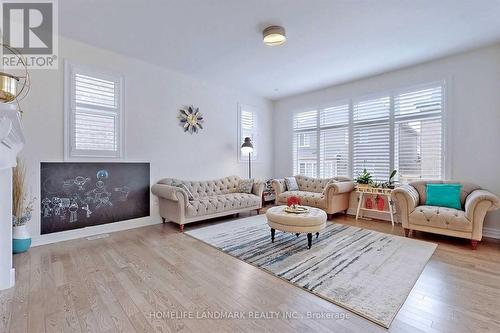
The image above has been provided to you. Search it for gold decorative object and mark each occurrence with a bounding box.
[178,105,204,134]
[284,205,310,214]
[0,44,31,110]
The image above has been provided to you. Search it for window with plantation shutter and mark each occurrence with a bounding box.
[353,96,391,181]
[238,105,258,161]
[65,62,124,159]
[293,110,318,177]
[290,82,445,182]
[293,104,349,178]
[394,85,443,180]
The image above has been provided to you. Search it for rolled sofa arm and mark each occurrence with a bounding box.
[151,184,189,206]
[391,185,420,226]
[271,179,286,204]
[324,181,355,196]
[252,180,265,198]
[465,189,499,221]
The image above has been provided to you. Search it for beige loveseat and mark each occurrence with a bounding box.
[151,176,264,232]
[271,175,355,219]
[392,180,499,249]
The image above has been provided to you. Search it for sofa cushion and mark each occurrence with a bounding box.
[172,182,195,200]
[185,193,260,217]
[237,179,254,194]
[285,177,299,191]
[409,205,472,232]
[278,191,326,208]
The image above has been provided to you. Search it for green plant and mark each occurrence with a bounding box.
[355,169,373,185]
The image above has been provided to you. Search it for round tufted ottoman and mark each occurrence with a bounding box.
[266,205,327,249]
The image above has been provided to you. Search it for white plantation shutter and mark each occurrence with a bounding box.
[290,83,445,182]
[353,96,391,181]
[394,85,443,180]
[66,63,123,158]
[293,105,349,178]
[319,104,349,177]
[239,108,258,160]
[293,110,318,177]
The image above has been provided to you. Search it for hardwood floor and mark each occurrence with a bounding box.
[1,212,499,333]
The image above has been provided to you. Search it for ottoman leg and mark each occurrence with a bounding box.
[295,233,300,238]
[307,233,312,249]
[316,232,319,239]
[271,228,275,243]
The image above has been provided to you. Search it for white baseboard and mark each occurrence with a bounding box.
[483,227,500,239]
[31,216,161,247]
[10,268,15,288]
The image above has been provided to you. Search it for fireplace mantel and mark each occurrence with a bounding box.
[0,103,24,290]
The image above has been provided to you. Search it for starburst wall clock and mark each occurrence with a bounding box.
[178,105,204,134]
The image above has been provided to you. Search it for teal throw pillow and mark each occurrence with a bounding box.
[425,184,462,210]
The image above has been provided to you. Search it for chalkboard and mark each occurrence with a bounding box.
[40,162,150,234]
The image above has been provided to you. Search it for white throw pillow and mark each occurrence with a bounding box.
[238,179,254,194]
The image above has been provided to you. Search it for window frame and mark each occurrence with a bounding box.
[237,103,259,162]
[64,60,125,160]
[292,81,447,181]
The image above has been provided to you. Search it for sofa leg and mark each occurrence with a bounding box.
[179,224,185,233]
[343,210,348,215]
[403,228,410,237]
[161,217,166,223]
[471,240,479,250]
[327,214,333,220]
[256,209,261,215]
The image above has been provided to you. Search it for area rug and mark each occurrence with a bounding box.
[186,215,437,328]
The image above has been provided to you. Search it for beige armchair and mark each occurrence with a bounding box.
[272,175,355,219]
[391,181,499,249]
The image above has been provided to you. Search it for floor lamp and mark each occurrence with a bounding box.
[241,137,254,179]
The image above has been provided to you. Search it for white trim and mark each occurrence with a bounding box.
[64,60,125,160]
[237,103,259,162]
[32,216,160,247]
[9,269,15,288]
[483,227,500,240]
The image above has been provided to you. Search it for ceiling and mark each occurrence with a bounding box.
[59,0,500,100]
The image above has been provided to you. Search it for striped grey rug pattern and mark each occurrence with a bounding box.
[186,215,437,328]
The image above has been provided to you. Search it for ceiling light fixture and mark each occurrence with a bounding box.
[263,26,286,46]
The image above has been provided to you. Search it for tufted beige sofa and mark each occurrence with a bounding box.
[271,175,355,219]
[391,180,499,249]
[151,176,264,232]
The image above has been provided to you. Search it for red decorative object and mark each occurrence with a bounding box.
[287,196,301,207]
[376,195,385,210]
[365,197,373,209]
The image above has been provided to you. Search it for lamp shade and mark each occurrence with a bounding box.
[240,137,254,154]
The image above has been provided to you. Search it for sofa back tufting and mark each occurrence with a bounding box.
[294,175,352,193]
[408,180,481,207]
[157,176,241,199]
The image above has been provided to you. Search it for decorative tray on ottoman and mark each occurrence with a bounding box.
[284,205,310,214]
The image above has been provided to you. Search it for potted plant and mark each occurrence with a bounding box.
[355,169,373,189]
[12,159,34,254]
[287,196,301,209]
[382,170,397,189]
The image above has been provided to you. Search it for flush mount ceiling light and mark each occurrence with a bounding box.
[263,26,286,46]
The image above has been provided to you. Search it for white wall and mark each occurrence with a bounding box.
[273,43,500,232]
[21,37,274,246]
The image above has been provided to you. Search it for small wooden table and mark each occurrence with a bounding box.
[355,186,395,226]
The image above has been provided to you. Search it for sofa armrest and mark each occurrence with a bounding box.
[391,185,419,227]
[252,180,265,198]
[465,190,499,221]
[272,179,286,195]
[151,184,188,207]
[324,181,355,196]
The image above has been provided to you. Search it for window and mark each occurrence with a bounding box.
[238,104,258,160]
[293,105,349,178]
[65,62,124,159]
[292,83,444,181]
